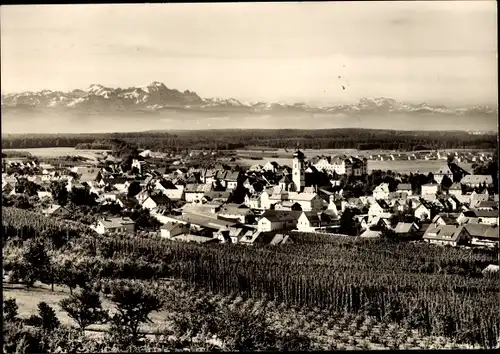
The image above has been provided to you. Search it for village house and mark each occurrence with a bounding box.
[296,211,333,232]
[414,200,433,221]
[458,209,499,226]
[244,194,261,209]
[448,182,462,196]
[42,204,70,218]
[154,179,184,201]
[360,229,382,238]
[184,183,212,203]
[464,224,499,248]
[470,191,490,208]
[394,222,419,235]
[461,175,493,188]
[433,165,454,184]
[476,201,498,210]
[372,183,390,200]
[93,217,136,235]
[313,155,368,176]
[421,183,440,196]
[368,199,391,217]
[160,222,190,239]
[262,161,280,173]
[396,183,413,196]
[224,171,240,190]
[257,210,301,232]
[141,193,172,211]
[422,225,470,246]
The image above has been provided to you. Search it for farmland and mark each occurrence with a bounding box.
[2,147,109,161]
[3,206,499,351]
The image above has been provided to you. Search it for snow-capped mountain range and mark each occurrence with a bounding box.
[1,81,497,116]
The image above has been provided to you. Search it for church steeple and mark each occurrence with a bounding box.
[292,148,305,192]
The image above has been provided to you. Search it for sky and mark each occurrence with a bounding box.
[1,1,497,106]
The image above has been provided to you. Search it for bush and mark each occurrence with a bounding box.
[24,302,60,331]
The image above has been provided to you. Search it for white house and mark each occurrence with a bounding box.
[93,217,136,235]
[142,194,171,211]
[257,210,300,232]
[296,211,333,232]
[421,183,440,196]
[414,202,432,221]
[372,183,390,200]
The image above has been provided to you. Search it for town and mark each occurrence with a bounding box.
[3,144,498,250]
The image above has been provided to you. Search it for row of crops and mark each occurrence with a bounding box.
[3,206,500,347]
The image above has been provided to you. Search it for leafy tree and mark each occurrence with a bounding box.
[214,306,280,351]
[69,187,97,207]
[50,180,69,206]
[127,181,142,198]
[3,298,19,323]
[20,239,50,288]
[25,302,60,331]
[109,284,163,344]
[16,178,40,196]
[56,262,89,295]
[339,208,361,236]
[60,289,108,332]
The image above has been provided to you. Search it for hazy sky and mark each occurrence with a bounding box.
[1,2,497,105]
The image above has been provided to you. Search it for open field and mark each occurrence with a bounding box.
[2,147,110,161]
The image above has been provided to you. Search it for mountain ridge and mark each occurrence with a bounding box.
[2,81,497,116]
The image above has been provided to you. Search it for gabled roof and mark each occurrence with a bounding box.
[260,210,301,222]
[397,183,412,191]
[146,193,171,206]
[461,175,493,185]
[477,201,498,209]
[279,175,292,184]
[449,182,462,190]
[157,179,177,190]
[300,211,332,224]
[161,221,186,232]
[99,217,135,228]
[287,192,318,202]
[185,183,212,193]
[465,209,499,218]
[224,171,240,182]
[360,230,382,238]
[435,165,453,175]
[394,222,418,233]
[464,224,499,239]
[423,224,465,241]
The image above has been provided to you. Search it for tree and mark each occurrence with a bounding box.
[127,181,142,198]
[69,187,97,207]
[3,298,19,323]
[110,284,163,344]
[16,178,40,197]
[60,289,108,332]
[25,302,60,331]
[50,180,69,206]
[20,239,50,288]
[339,208,361,236]
[56,262,89,295]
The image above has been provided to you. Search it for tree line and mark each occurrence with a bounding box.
[2,129,497,151]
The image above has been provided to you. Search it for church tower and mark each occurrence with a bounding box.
[292,149,305,192]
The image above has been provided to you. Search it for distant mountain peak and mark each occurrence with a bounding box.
[1,83,497,117]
